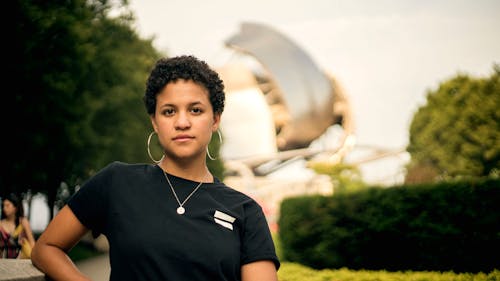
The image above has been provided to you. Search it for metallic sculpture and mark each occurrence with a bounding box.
[224,22,338,151]
[217,22,354,173]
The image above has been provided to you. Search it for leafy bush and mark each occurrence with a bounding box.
[278,178,500,272]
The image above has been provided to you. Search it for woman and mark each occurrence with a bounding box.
[31,55,280,280]
[0,193,36,259]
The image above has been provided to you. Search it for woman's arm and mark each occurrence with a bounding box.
[241,260,278,281]
[31,205,91,281]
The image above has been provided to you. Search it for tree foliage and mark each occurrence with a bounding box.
[4,0,161,215]
[406,64,500,183]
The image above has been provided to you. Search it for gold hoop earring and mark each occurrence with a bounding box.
[147,131,164,164]
[207,129,223,161]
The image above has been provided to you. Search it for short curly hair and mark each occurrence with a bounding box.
[143,55,225,115]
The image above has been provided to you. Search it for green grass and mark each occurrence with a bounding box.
[272,232,283,261]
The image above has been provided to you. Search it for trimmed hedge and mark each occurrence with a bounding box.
[278,177,499,273]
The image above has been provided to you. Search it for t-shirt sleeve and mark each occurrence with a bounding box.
[67,162,116,237]
[241,200,281,270]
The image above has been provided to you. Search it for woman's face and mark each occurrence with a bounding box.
[151,79,220,161]
[2,199,16,218]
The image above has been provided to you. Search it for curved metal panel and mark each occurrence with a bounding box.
[225,22,335,149]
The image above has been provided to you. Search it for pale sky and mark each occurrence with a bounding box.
[127,0,500,184]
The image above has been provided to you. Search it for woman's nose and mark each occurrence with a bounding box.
[175,112,191,129]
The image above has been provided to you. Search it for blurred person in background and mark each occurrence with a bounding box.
[0,193,36,259]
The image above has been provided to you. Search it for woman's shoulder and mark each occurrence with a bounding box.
[19,217,31,228]
[19,217,28,225]
[211,181,256,203]
[0,220,7,233]
[100,161,158,175]
[106,161,153,169]
[81,162,158,188]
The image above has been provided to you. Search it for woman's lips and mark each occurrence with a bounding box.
[173,134,194,142]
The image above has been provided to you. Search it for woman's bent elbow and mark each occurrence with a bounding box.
[30,242,44,269]
[30,242,56,271]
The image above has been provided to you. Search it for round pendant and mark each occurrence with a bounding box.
[177,206,185,215]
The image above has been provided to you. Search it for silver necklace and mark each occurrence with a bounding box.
[163,171,207,215]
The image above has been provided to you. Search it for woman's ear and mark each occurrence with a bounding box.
[212,113,221,131]
[150,114,158,132]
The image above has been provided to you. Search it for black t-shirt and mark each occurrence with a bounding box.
[68,161,280,281]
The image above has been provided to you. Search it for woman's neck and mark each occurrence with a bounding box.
[158,160,211,183]
[2,215,16,223]
[0,217,17,230]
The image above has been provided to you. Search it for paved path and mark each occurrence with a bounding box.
[75,253,110,281]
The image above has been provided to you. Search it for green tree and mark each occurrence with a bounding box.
[406,64,500,183]
[4,0,162,216]
[6,0,99,212]
[75,6,161,173]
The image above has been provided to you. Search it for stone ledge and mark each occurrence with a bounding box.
[0,259,46,281]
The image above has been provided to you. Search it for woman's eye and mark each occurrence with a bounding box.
[191,107,203,114]
[163,109,175,115]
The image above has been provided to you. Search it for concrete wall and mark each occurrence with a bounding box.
[0,259,46,281]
